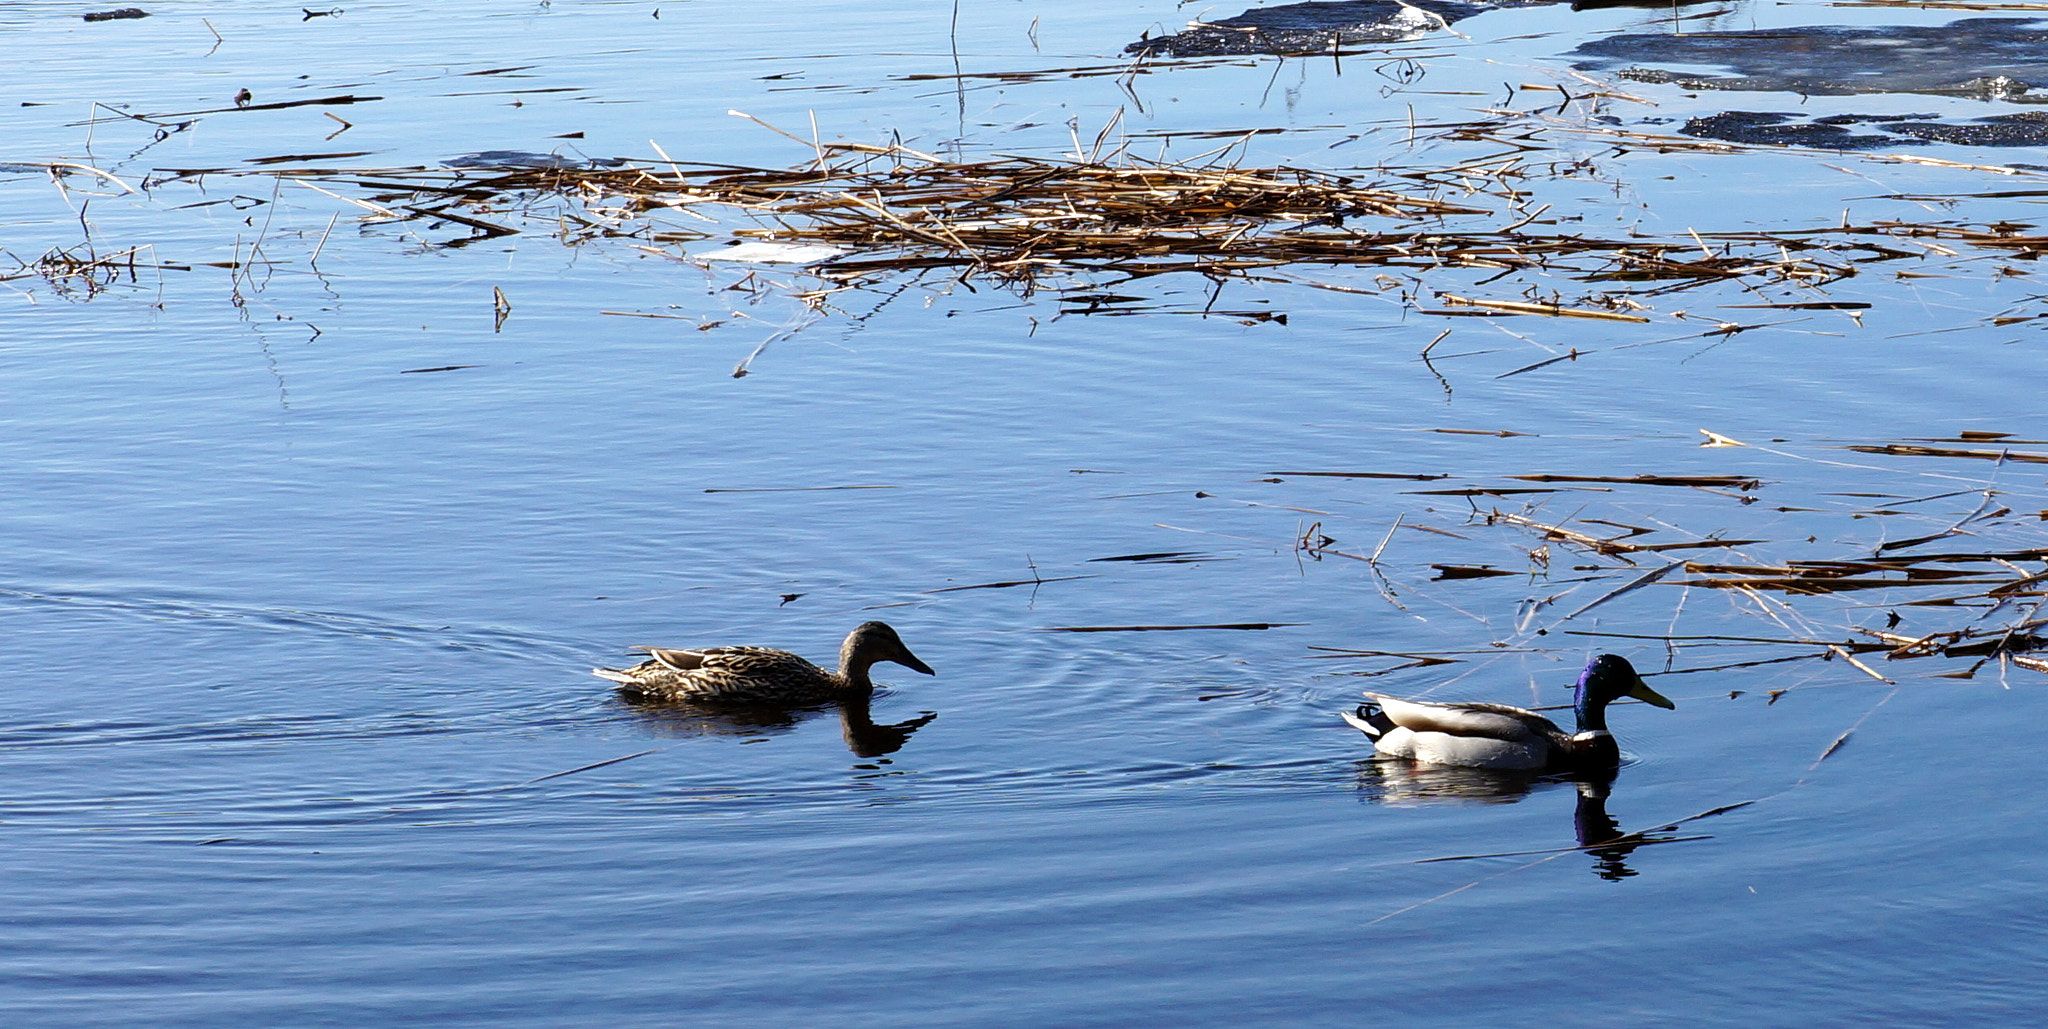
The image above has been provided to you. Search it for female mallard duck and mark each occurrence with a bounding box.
[593,620,934,705]
[1341,654,1674,771]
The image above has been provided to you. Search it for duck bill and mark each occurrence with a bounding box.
[1628,677,1676,709]
[898,651,936,676]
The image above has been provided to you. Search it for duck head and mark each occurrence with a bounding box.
[843,621,936,677]
[1574,654,1674,732]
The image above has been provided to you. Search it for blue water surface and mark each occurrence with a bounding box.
[5,1,2048,1025]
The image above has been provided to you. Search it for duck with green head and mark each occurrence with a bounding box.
[1341,654,1675,771]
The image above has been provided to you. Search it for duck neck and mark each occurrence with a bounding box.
[1573,689,1610,735]
[837,643,877,694]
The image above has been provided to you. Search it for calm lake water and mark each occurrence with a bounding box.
[6,1,2048,1025]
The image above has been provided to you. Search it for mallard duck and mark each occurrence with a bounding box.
[1341,654,1674,771]
[593,620,934,704]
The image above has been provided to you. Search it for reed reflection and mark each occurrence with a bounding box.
[619,693,937,758]
[1354,762,1662,881]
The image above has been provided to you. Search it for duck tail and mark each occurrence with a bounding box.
[591,667,638,685]
[1340,700,1397,742]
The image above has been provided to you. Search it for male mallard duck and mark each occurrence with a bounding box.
[593,620,934,704]
[1340,654,1674,771]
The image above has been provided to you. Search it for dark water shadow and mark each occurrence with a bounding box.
[1573,17,2048,102]
[1354,761,1664,880]
[1567,0,1715,10]
[1572,18,2048,150]
[617,693,937,758]
[1126,0,1542,57]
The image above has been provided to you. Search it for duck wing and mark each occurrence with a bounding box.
[1361,694,1565,744]
[597,645,829,700]
[634,646,707,671]
[632,645,799,673]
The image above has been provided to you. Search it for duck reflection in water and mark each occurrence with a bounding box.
[618,693,937,757]
[1570,777,1651,882]
[1353,761,1657,881]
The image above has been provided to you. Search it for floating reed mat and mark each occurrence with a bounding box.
[236,143,1875,294]
[1277,434,2048,679]
[1490,503,2048,675]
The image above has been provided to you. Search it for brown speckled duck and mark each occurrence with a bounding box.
[593,621,934,704]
